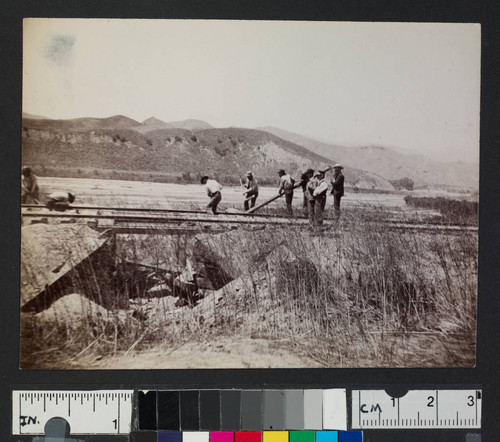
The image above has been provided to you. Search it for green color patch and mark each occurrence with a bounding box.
[290,431,315,442]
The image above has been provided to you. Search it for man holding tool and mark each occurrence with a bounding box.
[243,171,259,211]
[21,166,40,204]
[201,175,223,215]
[277,169,295,216]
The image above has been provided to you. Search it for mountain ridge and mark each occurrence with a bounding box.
[21,115,394,190]
[258,126,478,189]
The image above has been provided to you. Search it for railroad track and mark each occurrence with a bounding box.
[21,204,477,234]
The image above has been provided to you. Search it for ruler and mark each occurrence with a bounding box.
[12,390,133,435]
[352,389,482,429]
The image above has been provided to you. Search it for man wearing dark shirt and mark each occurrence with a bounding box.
[330,163,345,218]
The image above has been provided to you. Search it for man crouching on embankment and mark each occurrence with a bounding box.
[201,175,223,215]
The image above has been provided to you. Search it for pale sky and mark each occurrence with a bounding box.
[23,19,480,163]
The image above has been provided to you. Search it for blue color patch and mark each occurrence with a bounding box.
[316,431,338,442]
[158,431,183,442]
[338,431,362,442]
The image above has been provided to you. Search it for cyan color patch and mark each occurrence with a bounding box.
[316,431,339,442]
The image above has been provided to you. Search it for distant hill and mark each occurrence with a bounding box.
[259,126,478,189]
[133,117,173,134]
[23,115,143,132]
[21,115,394,190]
[167,119,213,131]
[22,112,51,120]
[142,117,171,127]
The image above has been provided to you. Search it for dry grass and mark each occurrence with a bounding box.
[20,206,477,369]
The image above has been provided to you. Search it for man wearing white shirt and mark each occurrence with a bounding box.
[201,176,223,214]
[307,170,328,226]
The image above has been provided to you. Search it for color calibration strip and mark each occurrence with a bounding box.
[138,390,347,432]
[130,430,362,442]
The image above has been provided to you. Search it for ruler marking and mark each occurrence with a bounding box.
[397,398,400,425]
[19,392,21,434]
[68,394,71,417]
[435,390,438,424]
[44,394,46,413]
[476,391,478,423]
[358,390,361,427]
[118,392,120,434]
[93,395,95,412]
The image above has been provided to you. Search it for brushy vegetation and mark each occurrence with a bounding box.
[404,195,478,225]
[20,206,477,368]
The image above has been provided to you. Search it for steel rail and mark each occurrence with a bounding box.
[22,204,477,230]
[21,204,293,219]
[21,210,477,232]
[21,204,474,227]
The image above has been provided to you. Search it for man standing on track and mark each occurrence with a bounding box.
[277,169,295,216]
[300,168,314,216]
[330,163,345,218]
[243,171,259,211]
[307,170,328,227]
[201,175,223,215]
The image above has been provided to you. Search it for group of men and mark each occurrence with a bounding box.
[201,163,345,226]
[301,164,345,227]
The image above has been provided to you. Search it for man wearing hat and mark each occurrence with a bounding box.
[46,191,76,212]
[300,168,315,216]
[277,169,295,215]
[21,166,40,204]
[307,170,328,226]
[330,163,345,217]
[201,175,223,214]
[243,171,259,211]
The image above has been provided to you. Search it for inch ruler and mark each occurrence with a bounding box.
[352,389,482,429]
[12,390,133,435]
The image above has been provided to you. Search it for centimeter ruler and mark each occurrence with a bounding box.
[352,389,482,429]
[12,390,133,435]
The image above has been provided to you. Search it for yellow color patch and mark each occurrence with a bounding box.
[263,432,289,442]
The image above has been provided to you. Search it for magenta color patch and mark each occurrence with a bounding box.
[211,432,235,442]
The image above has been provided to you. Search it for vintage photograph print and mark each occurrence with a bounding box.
[20,19,479,369]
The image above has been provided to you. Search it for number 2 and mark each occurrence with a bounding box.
[427,396,435,407]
